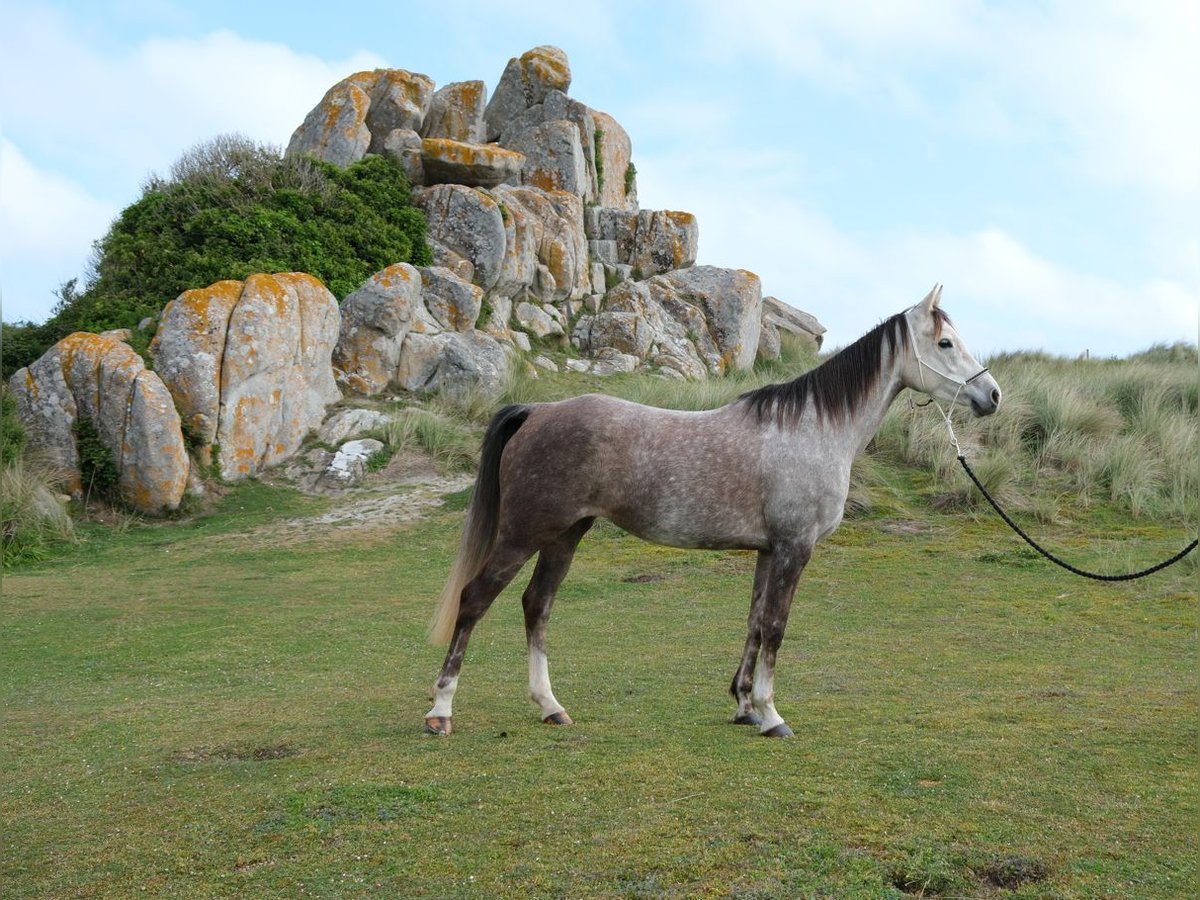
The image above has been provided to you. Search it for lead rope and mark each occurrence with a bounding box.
[912,350,1197,581]
[902,314,1195,580]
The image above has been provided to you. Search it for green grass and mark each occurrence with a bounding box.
[2,475,1195,898]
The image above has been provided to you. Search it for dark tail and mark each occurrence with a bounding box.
[428,404,533,644]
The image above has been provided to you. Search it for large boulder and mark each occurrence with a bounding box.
[286,69,434,166]
[483,46,572,141]
[592,109,636,210]
[149,280,243,466]
[420,139,525,188]
[361,69,436,152]
[585,207,698,278]
[286,80,372,167]
[396,330,511,399]
[152,273,341,481]
[421,80,488,143]
[504,120,589,198]
[491,185,590,302]
[215,274,341,479]
[499,89,596,202]
[762,295,827,349]
[650,266,762,372]
[486,188,540,305]
[633,210,699,277]
[9,333,189,513]
[414,184,507,291]
[333,263,426,396]
[419,267,483,332]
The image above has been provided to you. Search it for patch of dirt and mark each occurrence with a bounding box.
[248,448,472,546]
[170,743,298,763]
[976,855,1049,890]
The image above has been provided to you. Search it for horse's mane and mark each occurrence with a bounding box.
[738,308,951,427]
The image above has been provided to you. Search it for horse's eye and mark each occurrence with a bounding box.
[938,338,953,349]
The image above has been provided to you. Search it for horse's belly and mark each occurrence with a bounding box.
[608,506,768,551]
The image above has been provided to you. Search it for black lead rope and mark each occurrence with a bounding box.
[957,454,1197,582]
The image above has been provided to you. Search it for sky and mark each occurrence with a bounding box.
[1,0,1196,358]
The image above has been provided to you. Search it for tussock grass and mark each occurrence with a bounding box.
[1,456,76,567]
[377,407,478,472]
[861,350,1198,523]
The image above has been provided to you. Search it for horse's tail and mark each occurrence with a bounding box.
[428,403,533,645]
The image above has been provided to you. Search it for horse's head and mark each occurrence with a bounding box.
[902,285,1002,417]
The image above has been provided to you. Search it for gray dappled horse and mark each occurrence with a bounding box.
[426,285,1002,738]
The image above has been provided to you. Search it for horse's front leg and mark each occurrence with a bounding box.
[730,550,772,725]
[752,541,812,738]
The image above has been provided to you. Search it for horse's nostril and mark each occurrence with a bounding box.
[991,389,1001,406]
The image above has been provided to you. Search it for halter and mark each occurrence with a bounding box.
[904,307,991,456]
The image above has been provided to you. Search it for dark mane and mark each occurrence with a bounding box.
[739,312,918,426]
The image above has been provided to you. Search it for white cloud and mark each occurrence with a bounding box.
[692,0,1200,200]
[638,149,1198,356]
[0,140,116,322]
[0,5,385,322]
[0,6,385,189]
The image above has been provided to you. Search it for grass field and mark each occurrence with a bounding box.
[2,468,1195,898]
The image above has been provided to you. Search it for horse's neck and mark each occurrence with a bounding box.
[843,348,905,454]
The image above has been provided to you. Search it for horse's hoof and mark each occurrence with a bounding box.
[732,712,763,726]
[761,722,794,739]
[542,711,574,726]
[424,716,453,736]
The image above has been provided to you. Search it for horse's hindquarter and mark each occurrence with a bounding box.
[500,396,769,551]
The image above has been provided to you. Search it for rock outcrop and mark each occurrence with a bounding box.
[8,333,189,513]
[11,44,831,517]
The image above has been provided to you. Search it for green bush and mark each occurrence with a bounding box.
[2,134,430,379]
[72,417,120,504]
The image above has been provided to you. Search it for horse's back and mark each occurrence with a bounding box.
[499,395,769,550]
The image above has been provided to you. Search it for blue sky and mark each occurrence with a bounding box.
[1,0,1196,357]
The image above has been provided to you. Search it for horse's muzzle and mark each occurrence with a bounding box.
[970,385,1002,417]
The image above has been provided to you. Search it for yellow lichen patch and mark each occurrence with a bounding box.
[528,170,559,193]
[372,263,416,291]
[281,272,328,293]
[544,242,568,285]
[458,81,483,108]
[242,273,291,317]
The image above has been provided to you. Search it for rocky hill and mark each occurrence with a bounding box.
[8,45,825,515]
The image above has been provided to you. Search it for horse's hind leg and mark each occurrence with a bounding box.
[425,540,535,735]
[730,550,771,725]
[523,518,593,724]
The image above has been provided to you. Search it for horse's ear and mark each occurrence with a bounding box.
[919,283,943,314]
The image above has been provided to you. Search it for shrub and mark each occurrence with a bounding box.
[72,417,120,504]
[2,135,431,378]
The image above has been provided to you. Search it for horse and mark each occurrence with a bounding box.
[424,284,1002,738]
